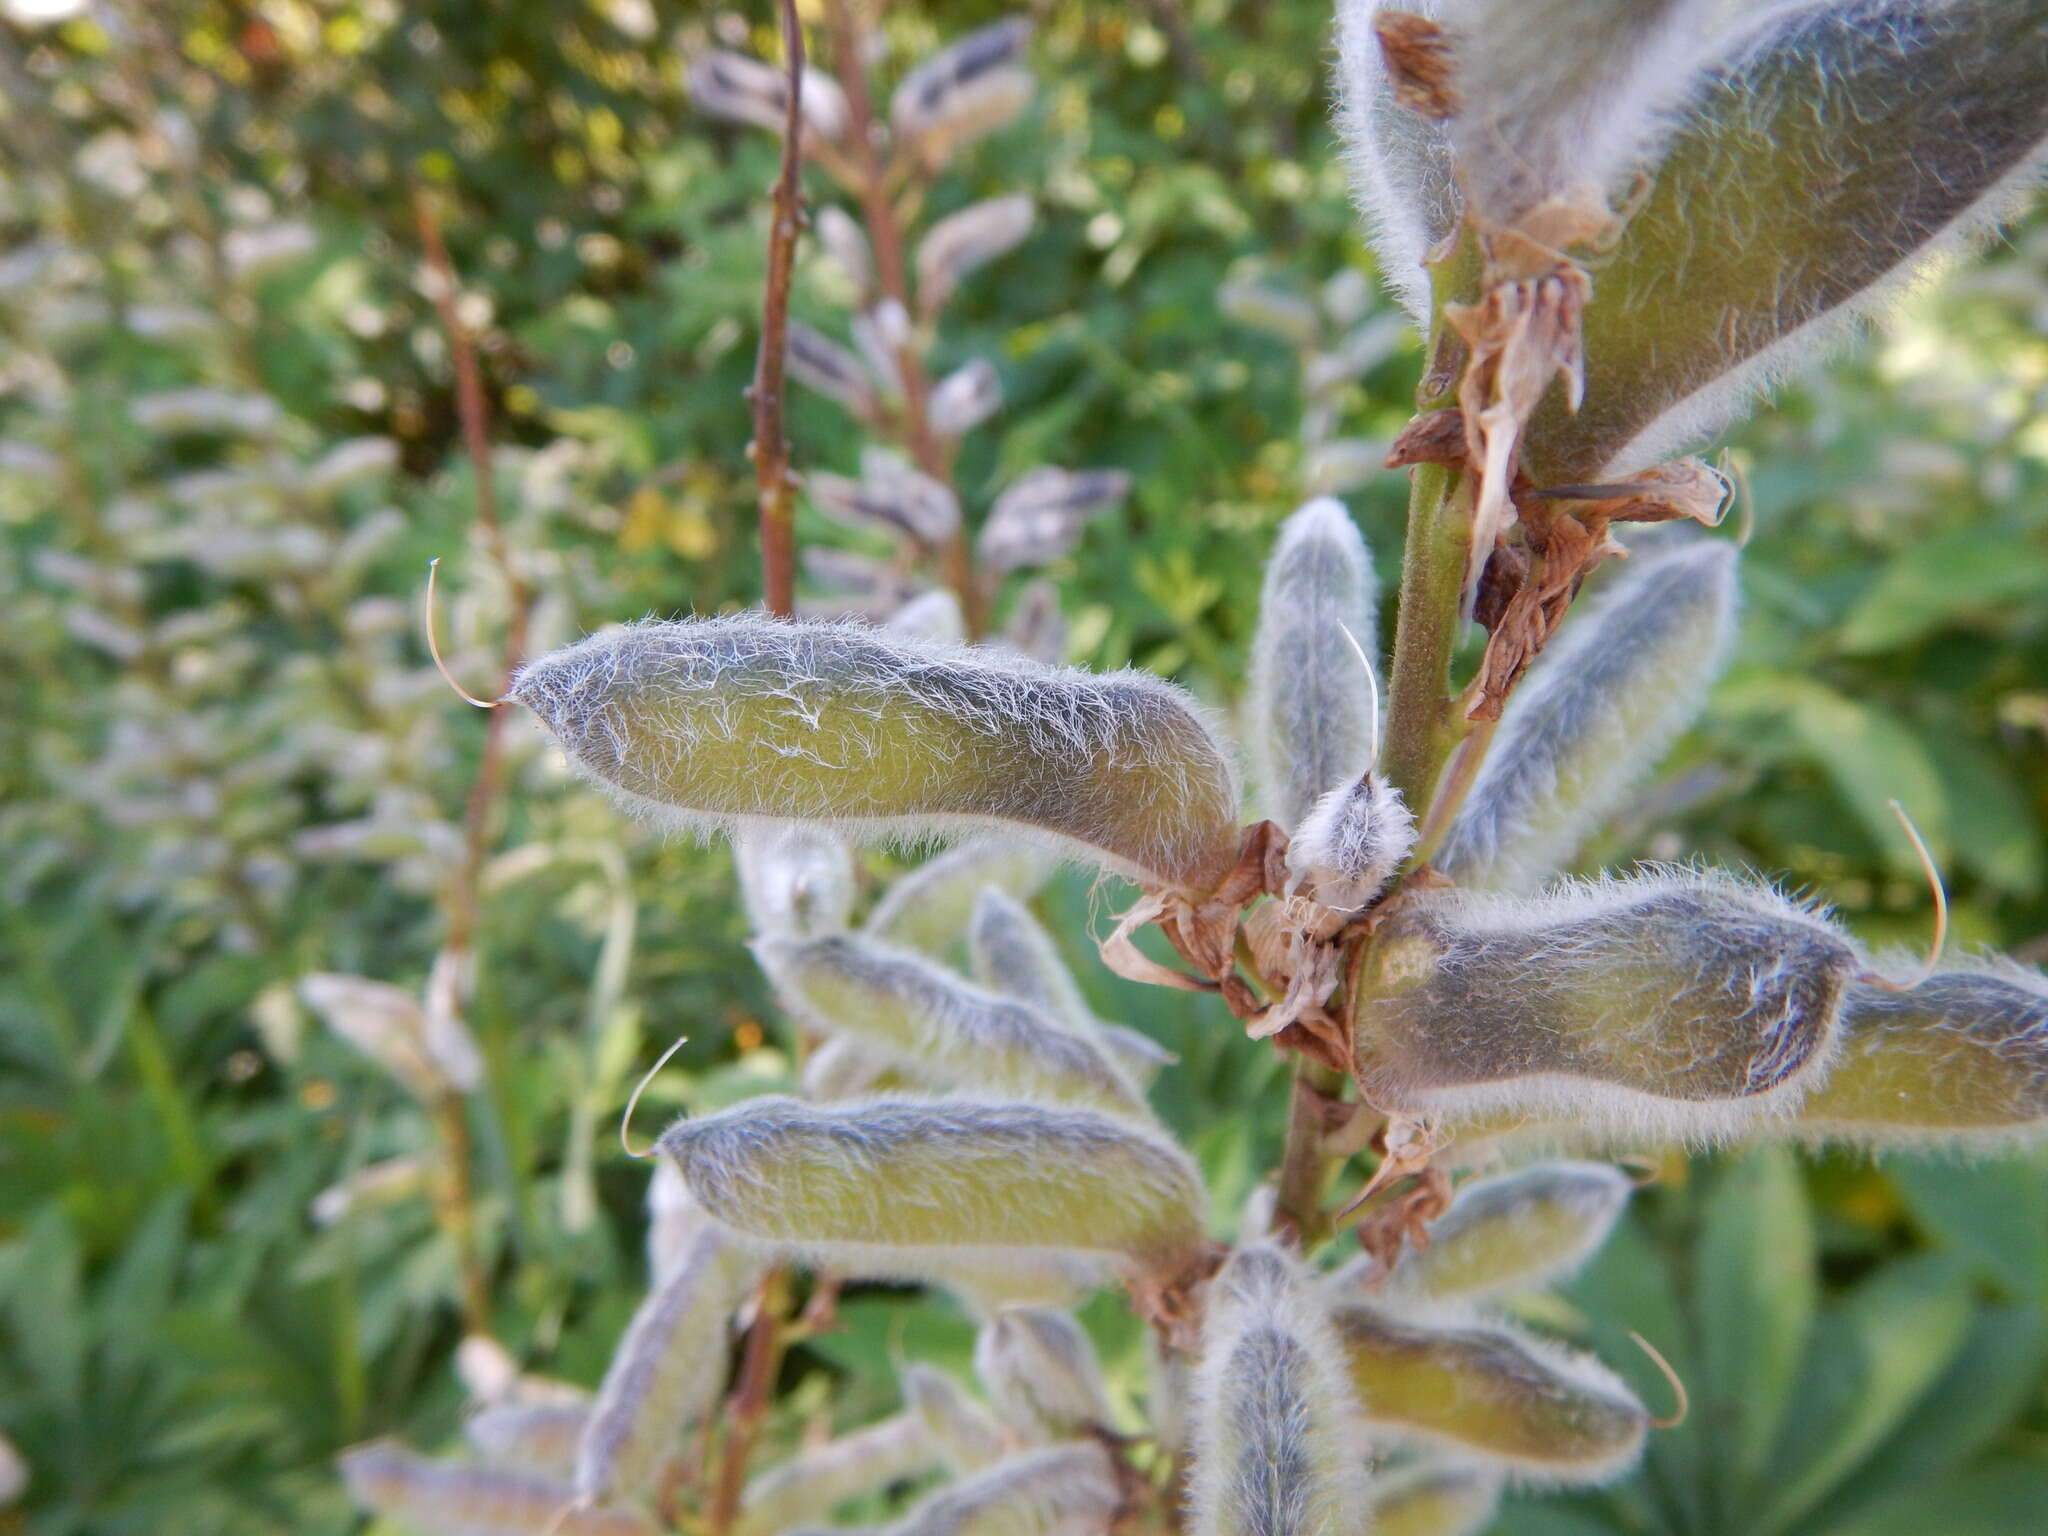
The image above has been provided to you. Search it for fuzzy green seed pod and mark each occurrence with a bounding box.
[465,1401,589,1481]
[800,1034,897,1102]
[974,1307,1116,1441]
[1248,498,1380,830]
[902,1363,1010,1475]
[736,1413,935,1536]
[867,838,1057,955]
[1332,1306,1646,1482]
[1366,1464,1503,1536]
[1437,543,1740,893]
[339,1440,658,1536]
[1191,1245,1369,1536]
[657,1096,1207,1274]
[575,1228,753,1506]
[1796,964,2048,1144]
[1335,1162,1632,1305]
[967,887,1174,1090]
[757,934,1145,1116]
[513,617,1242,892]
[1352,872,1856,1139]
[735,825,858,939]
[883,1443,1120,1536]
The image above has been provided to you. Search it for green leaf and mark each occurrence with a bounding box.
[1889,1154,2048,1300]
[1836,532,2048,654]
[1922,728,2045,898]
[1814,1458,2048,1536]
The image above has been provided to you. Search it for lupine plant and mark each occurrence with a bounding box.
[338,3,2048,1535]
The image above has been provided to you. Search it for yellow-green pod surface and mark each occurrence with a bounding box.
[1367,1464,1502,1536]
[339,1440,658,1536]
[512,618,1242,892]
[867,838,1055,956]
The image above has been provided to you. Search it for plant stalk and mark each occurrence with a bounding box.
[750,0,807,618]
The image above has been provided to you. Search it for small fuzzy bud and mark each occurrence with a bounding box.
[1190,1246,1369,1536]
[916,194,1036,314]
[928,358,1004,439]
[977,468,1132,576]
[1797,964,2048,1145]
[1332,1306,1646,1482]
[734,825,858,939]
[785,322,879,418]
[867,838,1056,955]
[310,1153,432,1226]
[1351,873,1856,1139]
[974,1307,1116,1441]
[465,1401,590,1481]
[736,1413,934,1536]
[852,301,914,399]
[339,1441,658,1536]
[1001,580,1067,663]
[884,1443,1120,1536]
[902,1363,1010,1475]
[816,205,873,296]
[1366,1464,1503,1536]
[298,973,447,1101]
[1248,498,1381,829]
[1286,771,1416,913]
[657,1096,1208,1273]
[511,617,1244,892]
[1438,542,1739,893]
[1335,1161,1632,1305]
[756,934,1146,1116]
[887,590,970,645]
[688,50,850,143]
[807,462,961,547]
[891,18,1036,148]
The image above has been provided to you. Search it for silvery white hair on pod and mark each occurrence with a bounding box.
[889,16,1035,141]
[1437,540,1739,894]
[1354,869,1857,1143]
[1363,1461,1504,1536]
[339,1440,658,1536]
[866,837,1057,955]
[644,1156,713,1286]
[574,1227,754,1506]
[755,933,1147,1117]
[880,1443,1121,1536]
[901,1362,1010,1475]
[915,194,1037,315]
[657,1096,1208,1270]
[1535,0,2048,481]
[1286,769,1416,914]
[734,1413,936,1536]
[1189,1245,1369,1536]
[733,824,858,940]
[1247,498,1380,830]
[974,1306,1117,1442]
[510,615,1243,893]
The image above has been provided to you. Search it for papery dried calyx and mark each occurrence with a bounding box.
[512,617,1243,892]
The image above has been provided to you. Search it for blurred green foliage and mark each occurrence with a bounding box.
[1,1,2045,1533]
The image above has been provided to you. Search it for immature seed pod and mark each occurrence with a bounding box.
[891,17,1036,146]
[310,1153,432,1226]
[575,1228,752,1506]
[785,322,879,418]
[735,1412,935,1536]
[1190,1246,1369,1536]
[977,469,1132,576]
[1002,580,1067,664]
[807,457,961,546]
[645,1157,712,1287]
[1248,498,1380,830]
[974,1307,1116,1441]
[512,616,1244,892]
[465,1400,590,1481]
[687,50,851,143]
[1796,964,2048,1144]
[1331,1306,1646,1482]
[1365,1463,1503,1536]
[1333,1161,1632,1305]
[816,205,874,297]
[867,838,1056,954]
[800,1033,897,1101]
[298,973,447,1101]
[657,1096,1208,1273]
[916,194,1036,314]
[1351,873,1856,1138]
[903,1363,1011,1475]
[928,358,1004,439]
[339,1440,658,1536]
[887,590,970,646]
[967,887,1174,1090]
[734,824,858,940]
[1437,542,1739,893]
[883,1443,1120,1536]
[756,934,1146,1116]
[1286,769,1416,914]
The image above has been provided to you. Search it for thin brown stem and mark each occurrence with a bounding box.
[707,1268,793,1536]
[750,0,806,618]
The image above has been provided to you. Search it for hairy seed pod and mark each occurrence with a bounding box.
[310,1153,432,1226]
[874,1247,1112,1316]
[645,1157,713,1286]
[816,205,874,297]
[575,1228,752,1505]
[974,1307,1116,1441]
[687,50,850,143]
[807,459,961,547]
[298,973,447,1101]
[1366,1463,1503,1536]
[928,358,1004,438]
[977,468,1132,577]
[1249,498,1381,830]
[966,886,1172,1089]
[1334,1161,1632,1305]
[867,838,1057,955]
[1002,580,1067,664]
[465,1400,590,1481]
[887,590,969,645]
[339,1441,659,1536]
[1352,873,1856,1139]
[903,1363,1011,1475]
[735,825,858,940]
[917,195,1036,314]
[756,934,1145,1116]
[801,1033,897,1101]
[1528,0,2048,481]
[884,1443,1120,1536]
[785,322,878,418]
[891,17,1035,143]
[736,1412,935,1536]
[1331,1305,1646,1481]
[1438,542,1740,893]
[1287,771,1416,914]
[512,616,1243,891]
[1191,1246,1369,1536]
[804,547,920,610]
[657,1096,1208,1272]
[1797,964,2048,1144]
[853,301,913,400]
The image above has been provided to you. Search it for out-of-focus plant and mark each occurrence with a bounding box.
[338,7,2048,1536]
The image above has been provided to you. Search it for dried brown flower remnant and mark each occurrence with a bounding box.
[1375,10,1461,118]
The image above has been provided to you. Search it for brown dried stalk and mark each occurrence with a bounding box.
[749,0,807,618]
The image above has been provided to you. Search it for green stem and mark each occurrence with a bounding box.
[1381,461,1467,811]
